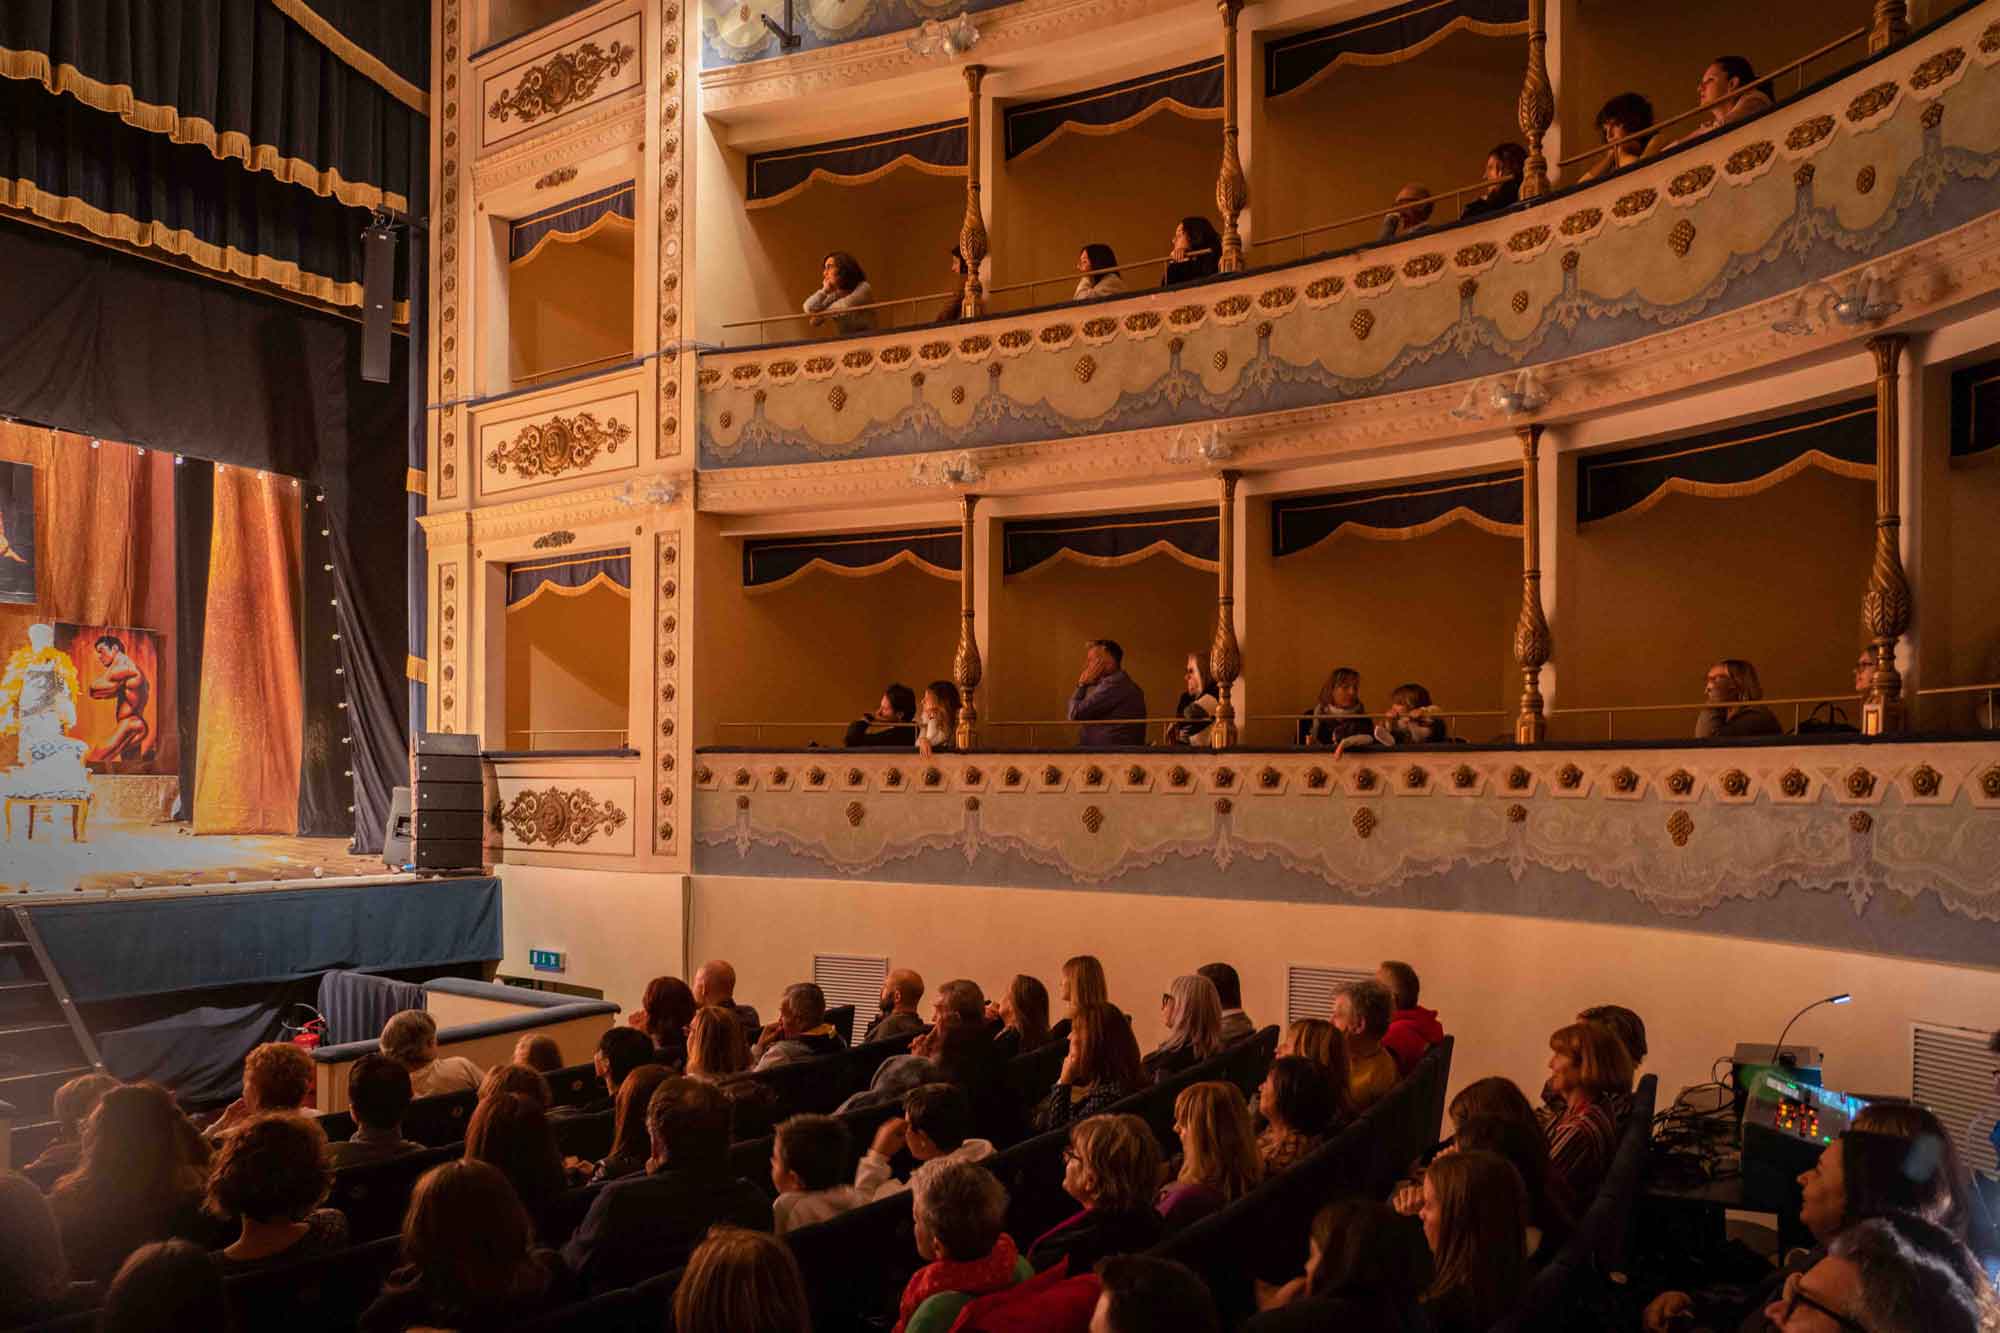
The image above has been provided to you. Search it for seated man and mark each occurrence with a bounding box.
[1329,980,1399,1111]
[864,967,928,1045]
[752,982,847,1069]
[1764,1215,1985,1333]
[561,1077,770,1294]
[1579,92,1655,181]
[556,1026,656,1118]
[327,1054,424,1169]
[692,958,762,1038]
[1067,640,1147,747]
[1676,55,1773,147]
[512,1032,563,1073]
[844,682,918,747]
[855,1082,996,1200]
[1198,962,1254,1045]
[1377,960,1444,1075]
[1374,183,1435,243]
[1460,143,1526,220]
[208,1042,317,1139]
[379,1009,484,1099]
[1092,1255,1222,1333]
[1695,658,1782,738]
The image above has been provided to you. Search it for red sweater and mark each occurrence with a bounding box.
[1383,1006,1444,1074]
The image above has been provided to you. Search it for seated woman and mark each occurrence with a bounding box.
[989,973,1053,1061]
[675,1227,813,1333]
[380,1009,484,1099]
[1696,658,1783,738]
[1420,1150,1531,1333]
[463,1092,568,1244]
[100,1240,228,1333]
[590,1064,675,1184]
[1035,1002,1144,1131]
[1157,1081,1262,1233]
[845,682,919,747]
[206,1112,349,1270]
[361,1161,569,1332]
[49,1082,225,1283]
[686,1005,779,1136]
[1075,243,1125,300]
[631,974,697,1066]
[1143,974,1225,1083]
[1299,667,1370,747]
[1028,1113,1166,1273]
[479,1063,553,1108]
[898,1161,1031,1333]
[1278,1018,1354,1119]
[1165,652,1220,747]
[1247,1198,1434,1330]
[1579,93,1655,182]
[1162,216,1222,287]
[0,1172,93,1326]
[917,679,961,756]
[1257,1056,1342,1176]
[1449,1114,1571,1261]
[1374,683,1447,746]
[1539,1021,1635,1207]
[1060,954,1111,1020]
[1460,143,1526,220]
[803,250,877,335]
[936,247,967,324]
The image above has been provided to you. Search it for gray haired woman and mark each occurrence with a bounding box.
[1142,975,1224,1085]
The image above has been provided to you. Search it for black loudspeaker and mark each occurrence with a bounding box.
[409,732,485,871]
[381,786,413,868]
[360,220,396,384]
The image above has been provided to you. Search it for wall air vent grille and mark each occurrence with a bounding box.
[1912,1021,1998,1178]
[1286,964,1374,1027]
[813,952,890,1046]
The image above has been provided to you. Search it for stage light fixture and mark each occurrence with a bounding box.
[174,455,185,465]
[89,438,101,449]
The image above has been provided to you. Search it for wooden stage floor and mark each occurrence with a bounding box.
[0,818,391,893]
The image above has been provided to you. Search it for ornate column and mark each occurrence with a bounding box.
[1209,470,1243,748]
[959,65,990,319]
[1870,1,1909,52]
[1862,335,1912,734]
[953,493,983,748]
[1215,0,1249,272]
[1514,426,1551,742]
[1517,0,1554,200]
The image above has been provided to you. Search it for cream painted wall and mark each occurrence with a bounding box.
[498,864,688,1015]
[1939,454,2000,727]
[1244,499,1521,746]
[486,0,598,49]
[1255,30,1526,256]
[502,582,633,749]
[1559,467,1875,741]
[987,552,1215,739]
[1556,0,1873,169]
[991,113,1221,307]
[692,871,2000,1110]
[506,225,636,384]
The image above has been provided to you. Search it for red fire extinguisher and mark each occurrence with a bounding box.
[281,1003,327,1052]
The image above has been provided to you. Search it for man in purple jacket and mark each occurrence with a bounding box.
[1067,640,1148,746]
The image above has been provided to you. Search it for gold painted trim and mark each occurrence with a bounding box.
[1009,99,1225,164]
[266,0,430,113]
[508,209,636,267]
[406,468,428,494]
[745,548,959,593]
[0,47,411,211]
[512,182,639,228]
[405,655,428,683]
[745,156,967,210]
[1008,540,1219,578]
[504,570,634,611]
[1286,507,1524,556]
[1596,450,1876,524]
[1277,15,1530,102]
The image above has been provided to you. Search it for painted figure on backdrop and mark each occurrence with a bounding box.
[0,460,35,605]
[86,635,151,763]
[0,623,90,798]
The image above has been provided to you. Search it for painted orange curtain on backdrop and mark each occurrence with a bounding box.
[193,467,304,834]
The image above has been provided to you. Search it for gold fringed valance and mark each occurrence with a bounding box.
[267,0,430,114]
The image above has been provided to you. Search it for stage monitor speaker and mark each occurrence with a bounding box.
[382,785,413,868]
[416,731,480,756]
[361,221,396,384]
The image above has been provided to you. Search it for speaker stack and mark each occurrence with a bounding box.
[410,732,486,871]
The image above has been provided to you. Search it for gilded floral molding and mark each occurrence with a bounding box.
[502,786,629,846]
[494,776,640,856]
[482,13,645,151]
[486,412,634,480]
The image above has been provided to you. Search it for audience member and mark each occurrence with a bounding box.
[936,247,967,323]
[899,1161,1032,1332]
[1376,183,1437,243]
[100,1239,229,1333]
[1037,1003,1144,1130]
[1062,954,1111,1016]
[1580,92,1656,181]
[755,981,848,1069]
[1378,960,1445,1073]
[1450,1113,1571,1259]
[803,250,877,334]
[857,1082,996,1200]
[1696,657,1782,737]
[1165,651,1220,746]
[1076,242,1127,300]
[1068,639,1148,746]
[1031,1113,1167,1274]
[479,1062,554,1109]
[687,1002,756,1079]
[991,972,1054,1059]
[675,1226,814,1333]
[513,1032,564,1073]
[565,1025,656,1115]
[1420,1150,1530,1333]
[1248,1198,1433,1330]
[1278,1019,1354,1119]
[845,682,920,747]
[23,1071,119,1183]
[1451,1074,1537,1131]
[838,1051,946,1115]
[463,1092,567,1240]
[1460,143,1526,220]
[1854,647,1876,707]
[1540,1020,1635,1206]
[1200,962,1253,1044]
[591,1063,676,1184]
[867,967,930,1044]
[914,978,1006,1113]
[1144,973,1224,1083]
[1162,216,1223,287]
[328,1054,425,1170]
[1678,55,1774,146]
[1157,1081,1262,1232]
[1765,1213,1988,1333]
[769,1113,867,1234]
[50,1082,221,1282]
[1300,666,1371,747]
[0,1171,89,1324]
[1374,683,1447,745]
[636,974,699,1064]
[562,1077,769,1294]
[1579,1003,1649,1069]
[380,1009,483,1098]
[361,1160,568,1331]
[1330,979,1400,1110]
[207,1040,316,1138]
[917,680,961,755]
[1849,1102,1982,1244]
[692,959,763,1035]
[205,1111,350,1269]
[1093,1254,1222,1333]
[1258,1056,1340,1175]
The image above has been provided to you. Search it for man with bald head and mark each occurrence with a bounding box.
[692,959,761,1038]
[1376,182,1435,243]
[863,968,927,1045]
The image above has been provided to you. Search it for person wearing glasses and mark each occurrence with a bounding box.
[1695,658,1782,738]
[1761,1213,1987,1333]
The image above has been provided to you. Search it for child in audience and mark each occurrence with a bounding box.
[206,1111,350,1270]
[674,1226,813,1333]
[1257,1056,1341,1176]
[770,1113,868,1234]
[479,1062,554,1108]
[513,1032,564,1072]
[1374,683,1447,745]
[1075,243,1126,300]
[898,1162,1032,1333]
[1029,1113,1166,1274]
[856,1082,996,1200]
[916,680,961,756]
[1157,1081,1262,1232]
[462,1092,567,1243]
[1419,1150,1530,1333]
[1300,667,1370,747]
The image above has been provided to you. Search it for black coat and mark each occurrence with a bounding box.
[560,1165,771,1295]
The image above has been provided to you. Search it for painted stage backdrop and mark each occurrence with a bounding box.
[54,623,166,773]
[0,460,34,605]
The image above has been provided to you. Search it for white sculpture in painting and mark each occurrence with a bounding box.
[0,623,91,799]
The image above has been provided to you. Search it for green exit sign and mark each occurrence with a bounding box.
[528,948,566,973]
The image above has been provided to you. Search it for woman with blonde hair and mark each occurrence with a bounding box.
[1166,652,1220,746]
[686,1004,754,1080]
[1143,974,1224,1083]
[1157,1082,1262,1232]
[1029,1113,1166,1273]
[1278,1019,1354,1117]
[1060,955,1110,1015]
[674,1226,812,1333]
[1419,1150,1529,1333]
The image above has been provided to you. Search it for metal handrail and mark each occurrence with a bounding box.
[1248,180,1494,252]
[1547,693,1861,740]
[982,248,1217,308]
[514,349,633,387]
[720,288,958,338]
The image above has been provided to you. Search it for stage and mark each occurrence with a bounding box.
[0,816,395,894]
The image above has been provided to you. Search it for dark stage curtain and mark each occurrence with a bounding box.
[171,458,213,822]
[298,485,343,836]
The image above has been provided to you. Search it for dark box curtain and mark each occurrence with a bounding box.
[743,527,962,589]
[171,459,214,822]
[1004,59,1224,160]
[1272,470,1524,555]
[1264,0,1529,98]
[1951,355,2000,457]
[746,120,968,206]
[1003,508,1219,576]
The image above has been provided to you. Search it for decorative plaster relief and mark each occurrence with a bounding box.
[496,777,637,855]
[478,391,641,496]
[482,13,645,151]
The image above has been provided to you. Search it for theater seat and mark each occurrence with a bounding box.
[547,1062,601,1109]
[223,1234,402,1333]
[328,1143,461,1240]
[553,1108,615,1161]
[787,1191,918,1333]
[403,1089,479,1146]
